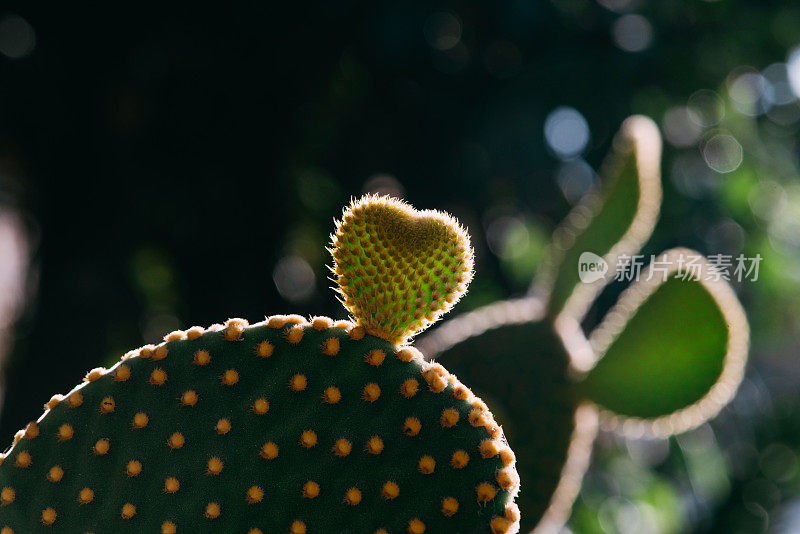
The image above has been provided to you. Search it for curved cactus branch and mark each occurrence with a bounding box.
[531,404,597,534]
[533,115,662,322]
[416,297,544,359]
[562,248,749,438]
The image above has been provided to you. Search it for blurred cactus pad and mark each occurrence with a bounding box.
[0,196,521,533]
[418,116,750,533]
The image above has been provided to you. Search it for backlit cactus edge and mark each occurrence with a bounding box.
[0,197,521,533]
[418,116,749,533]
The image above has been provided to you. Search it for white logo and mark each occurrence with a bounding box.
[578,252,608,283]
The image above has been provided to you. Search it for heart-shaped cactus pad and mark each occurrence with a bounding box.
[331,195,474,345]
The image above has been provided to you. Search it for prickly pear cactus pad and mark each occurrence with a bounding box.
[331,195,473,345]
[0,196,520,533]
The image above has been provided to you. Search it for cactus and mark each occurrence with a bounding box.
[0,196,521,533]
[418,116,749,533]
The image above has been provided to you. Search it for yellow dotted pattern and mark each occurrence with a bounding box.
[78,487,94,504]
[215,418,231,435]
[442,497,459,516]
[260,442,279,460]
[41,507,56,525]
[0,317,518,533]
[57,424,74,441]
[121,503,136,519]
[46,465,64,483]
[164,477,180,493]
[167,432,185,449]
[381,481,399,500]
[302,481,320,499]
[252,398,270,415]
[0,488,14,505]
[180,390,198,406]
[366,436,384,455]
[93,439,110,455]
[13,453,30,469]
[323,387,341,404]
[24,423,38,440]
[125,460,142,477]
[451,450,469,469]
[246,485,264,504]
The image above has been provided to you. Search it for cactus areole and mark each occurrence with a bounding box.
[0,195,520,533]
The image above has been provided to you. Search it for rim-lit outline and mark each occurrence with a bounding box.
[561,248,750,439]
[534,115,663,334]
[531,403,598,534]
[416,297,545,358]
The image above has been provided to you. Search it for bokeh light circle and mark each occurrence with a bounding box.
[702,134,743,174]
[612,14,653,53]
[544,107,590,159]
[273,255,316,303]
[0,14,35,59]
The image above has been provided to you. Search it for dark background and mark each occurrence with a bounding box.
[1,2,800,532]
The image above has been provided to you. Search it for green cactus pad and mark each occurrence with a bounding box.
[0,196,520,533]
[580,248,749,432]
[582,279,727,417]
[0,318,519,533]
[331,195,474,345]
